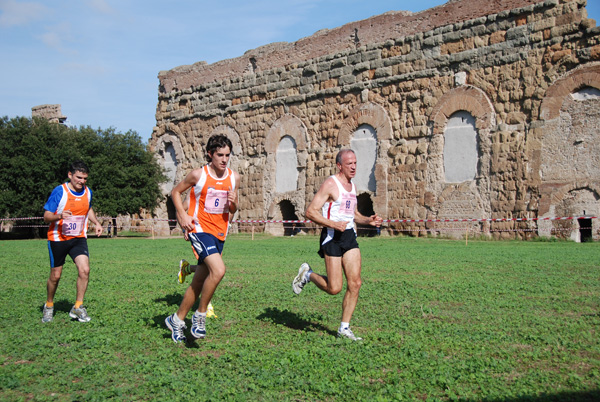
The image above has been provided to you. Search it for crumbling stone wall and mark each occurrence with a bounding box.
[150,0,600,241]
[32,104,67,124]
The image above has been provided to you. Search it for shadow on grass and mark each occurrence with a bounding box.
[256,307,337,336]
[39,299,72,314]
[469,389,600,402]
[154,292,183,307]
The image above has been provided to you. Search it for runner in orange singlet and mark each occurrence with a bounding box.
[42,161,103,323]
[165,134,240,343]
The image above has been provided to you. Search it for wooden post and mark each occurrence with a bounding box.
[465,226,469,246]
[252,223,254,240]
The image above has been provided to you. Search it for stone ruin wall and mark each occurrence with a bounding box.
[31,104,67,124]
[149,0,600,240]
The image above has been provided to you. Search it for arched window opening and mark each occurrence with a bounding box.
[444,111,478,182]
[276,136,299,193]
[356,193,377,237]
[279,200,302,236]
[166,196,177,232]
[350,124,377,192]
[159,142,178,193]
[571,87,600,101]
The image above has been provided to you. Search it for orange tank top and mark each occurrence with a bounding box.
[47,183,92,241]
[187,165,236,241]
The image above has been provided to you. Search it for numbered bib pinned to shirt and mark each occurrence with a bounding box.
[62,215,86,237]
[339,193,357,217]
[204,188,229,214]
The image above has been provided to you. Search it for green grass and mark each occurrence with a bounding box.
[0,235,599,401]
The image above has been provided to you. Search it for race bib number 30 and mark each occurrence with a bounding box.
[62,215,86,236]
[340,193,357,216]
[204,188,229,214]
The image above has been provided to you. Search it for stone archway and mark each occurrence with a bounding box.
[154,133,185,193]
[535,64,600,240]
[152,133,185,235]
[264,114,308,234]
[266,196,305,237]
[427,85,496,237]
[539,63,600,120]
[537,183,600,242]
[338,102,392,220]
[430,85,495,135]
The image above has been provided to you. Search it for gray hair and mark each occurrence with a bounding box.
[335,149,355,165]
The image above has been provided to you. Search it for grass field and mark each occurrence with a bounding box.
[0,234,599,401]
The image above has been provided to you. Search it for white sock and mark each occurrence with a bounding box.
[305,269,313,282]
[173,314,185,325]
[340,322,350,331]
[194,311,207,318]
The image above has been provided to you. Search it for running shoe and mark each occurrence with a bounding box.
[337,327,363,341]
[69,305,91,322]
[165,314,187,343]
[206,302,217,318]
[191,312,206,339]
[292,263,311,294]
[178,259,190,284]
[42,304,54,323]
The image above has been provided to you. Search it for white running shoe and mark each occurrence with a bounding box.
[165,314,187,343]
[292,263,311,295]
[69,305,91,322]
[337,327,363,341]
[191,313,206,339]
[42,304,54,323]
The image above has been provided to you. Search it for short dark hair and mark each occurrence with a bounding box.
[69,161,89,174]
[206,134,233,162]
[335,149,355,165]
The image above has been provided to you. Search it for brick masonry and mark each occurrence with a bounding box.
[148,0,600,241]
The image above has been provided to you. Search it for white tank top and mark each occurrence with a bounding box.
[321,175,357,231]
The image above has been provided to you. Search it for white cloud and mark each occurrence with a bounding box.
[87,0,115,15]
[38,22,76,54]
[0,0,48,28]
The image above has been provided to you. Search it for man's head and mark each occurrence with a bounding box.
[335,149,357,180]
[69,161,89,175]
[68,161,89,192]
[206,134,233,162]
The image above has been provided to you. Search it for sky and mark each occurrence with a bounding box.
[1,1,599,144]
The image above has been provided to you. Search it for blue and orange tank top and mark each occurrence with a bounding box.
[45,183,93,241]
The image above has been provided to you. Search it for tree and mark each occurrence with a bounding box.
[0,116,166,237]
[84,128,166,236]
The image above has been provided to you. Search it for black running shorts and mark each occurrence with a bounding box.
[47,237,89,268]
[318,228,359,258]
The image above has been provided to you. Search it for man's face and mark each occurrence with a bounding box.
[338,151,357,179]
[209,146,231,171]
[68,170,88,192]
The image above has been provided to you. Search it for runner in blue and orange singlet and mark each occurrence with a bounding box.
[42,161,103,323]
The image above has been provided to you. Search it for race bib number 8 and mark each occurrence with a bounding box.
[204,188,229,214]
[62,215,86,236]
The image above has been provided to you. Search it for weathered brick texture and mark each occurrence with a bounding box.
[149,0,600,241]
